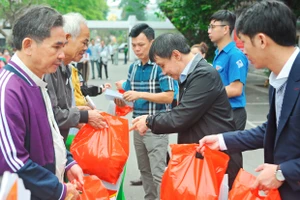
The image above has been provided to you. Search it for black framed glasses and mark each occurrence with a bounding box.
[207,24,227,30]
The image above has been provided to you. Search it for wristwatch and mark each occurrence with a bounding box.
[145,115,152,128]
[275,165,285,182]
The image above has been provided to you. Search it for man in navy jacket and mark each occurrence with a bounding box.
[199,1,300,199]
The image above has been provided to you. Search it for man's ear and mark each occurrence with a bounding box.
[22,38,33,56]
[257,33,267,49]
[66,33,72,44]
[224,25,230,36]
[172,50,181,61]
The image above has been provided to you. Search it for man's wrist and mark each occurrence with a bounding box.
[218,134,228,151]
[138,92,143,99]
[275,165,285,182]
[145,115,153,129]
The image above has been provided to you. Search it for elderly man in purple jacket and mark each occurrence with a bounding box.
[0,5,82,200]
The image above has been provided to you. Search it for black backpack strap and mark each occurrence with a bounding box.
[3,64,31,152]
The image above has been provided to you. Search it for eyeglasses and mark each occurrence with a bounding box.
[207,24,227,30]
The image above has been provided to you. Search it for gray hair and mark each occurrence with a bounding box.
[12,5,63,50]
[63,13,87,39]
[149,33,190,62]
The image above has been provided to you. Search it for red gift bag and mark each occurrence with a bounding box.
[70,112,129,184]
[80,176,110,200]
[229,169,281,200]
[115,89,132,116]
[160,144,229,200]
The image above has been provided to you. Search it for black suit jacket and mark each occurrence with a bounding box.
[148,54,242,187]
[224,52,300,199]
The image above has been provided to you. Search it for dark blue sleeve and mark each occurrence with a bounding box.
[17,159,66,200]
[223,122,266,153]
[65,150,76,171]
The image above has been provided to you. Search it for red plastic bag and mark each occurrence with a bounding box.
[80,176,110,200]
[229,169,281,200]
[115,105,132,116]
[115,89,132,116]
[160,144,229,200]
[70,112,129,184]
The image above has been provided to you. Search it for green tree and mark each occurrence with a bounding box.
[0,0,108,39]
[159,0,300,61]
[119,0,149,20]
[48,0,108,20]
[158,0,238,61]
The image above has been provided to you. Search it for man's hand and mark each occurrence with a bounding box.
[123,91,141,102]
[77,106,91,111]
[130,115,148,135]
[115,80,126,90]
[66,164,84,188]
[87,110,107,129]
[65,182,79,200]
[76,123,85,129]
[252,164,283,191]
[197,135,220,154]
[114,98,126,107]
[101,83,112,93]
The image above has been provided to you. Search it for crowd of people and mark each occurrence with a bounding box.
[0,0,299,200]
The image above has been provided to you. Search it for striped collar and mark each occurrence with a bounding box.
[137,59,156,67]
[9,54,47,88]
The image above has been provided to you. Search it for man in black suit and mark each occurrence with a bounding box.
[198,1,300,199]
[130,33,242,188]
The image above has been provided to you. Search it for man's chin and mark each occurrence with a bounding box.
[73,56,83,62]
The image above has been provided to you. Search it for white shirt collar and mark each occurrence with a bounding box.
[269,47,299,89]
[11,54,47,89]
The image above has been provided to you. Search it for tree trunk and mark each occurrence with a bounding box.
[0,28,7,38]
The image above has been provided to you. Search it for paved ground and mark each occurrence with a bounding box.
[88,60,269,200]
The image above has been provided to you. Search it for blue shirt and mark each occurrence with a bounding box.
[173,80,179,100]
[122,60,175,118]
[179,54,196,83]
[213,42,248,109]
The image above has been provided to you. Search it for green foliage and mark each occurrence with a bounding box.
[159,0,300,62]
[159,0,236,62]
[47,0,108,20]
[0,0,108,25]
[119,0,149,20]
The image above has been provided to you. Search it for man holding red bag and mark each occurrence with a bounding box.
[115,23,176,200]
[130,32,242,189]
[199,1,300,199]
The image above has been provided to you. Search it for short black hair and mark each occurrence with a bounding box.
[149,33,190,62]
[129,23,155,41]
[236,0,296,46]
[210,10,236,34]
[12,5,63,50]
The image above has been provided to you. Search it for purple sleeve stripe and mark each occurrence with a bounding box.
[65,160,77,171]
[59,183,67,200]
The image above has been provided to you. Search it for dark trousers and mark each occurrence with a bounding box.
[77,62,89,82]
[226,107,247,189]
[124,53,127,64]
[233,107,247,130]
[111,55,114,64]
[99,61,108,79]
